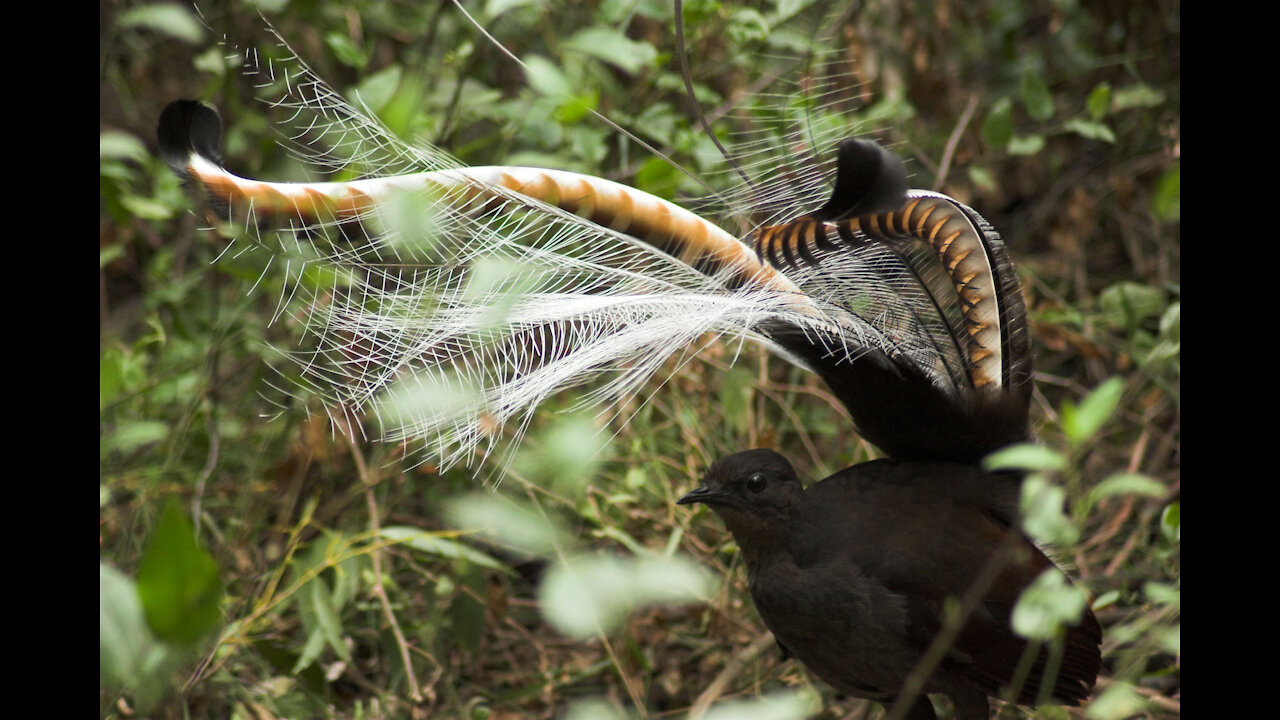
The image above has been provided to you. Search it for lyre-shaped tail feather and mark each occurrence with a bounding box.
[161,48,1030,469]
[752,181,1031,462]
[159,99,878,469]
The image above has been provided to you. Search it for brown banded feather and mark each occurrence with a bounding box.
[752,194,1010,390]
[182,151,807,302]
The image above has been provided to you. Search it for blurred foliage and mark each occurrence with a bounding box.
[101,1,1178,718]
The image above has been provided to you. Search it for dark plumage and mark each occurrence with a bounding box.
[679,449,1101,720]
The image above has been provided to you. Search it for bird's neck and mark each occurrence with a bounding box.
[720,511,796,569]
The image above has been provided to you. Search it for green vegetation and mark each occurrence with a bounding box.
[101,1,1179,718]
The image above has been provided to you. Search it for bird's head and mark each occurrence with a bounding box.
[679,449,805,541]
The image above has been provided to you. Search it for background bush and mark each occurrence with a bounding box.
[101,1,1179,718]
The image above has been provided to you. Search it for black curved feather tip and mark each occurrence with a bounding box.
[810,138,908,221]
[157,100,224,178]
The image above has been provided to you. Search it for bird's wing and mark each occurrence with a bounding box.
[809,468,1097,705]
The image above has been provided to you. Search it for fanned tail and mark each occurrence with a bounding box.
[752,182,1031,462]
[160,25,1030,470]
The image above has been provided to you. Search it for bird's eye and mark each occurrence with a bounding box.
[745,473,766,492]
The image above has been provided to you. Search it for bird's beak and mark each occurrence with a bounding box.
[678,485,724,505]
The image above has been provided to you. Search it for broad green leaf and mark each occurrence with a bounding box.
[983,443,1067,473]
[1160,502,1180,543]
[563,28,658,74]
[1020,474,1079,545]
[325,31,369,69]
[135,500,223,648]
[539,554,711,637]
[1086,82,1112,120]
[1062,378,1124,445]
[373,371,478,438]
[100,131,148,162]
[1007,133,1045,156]
[1064,118,1116,143]
[703,688,822,720]
[102,420,170,455]
[1086,681,1147,719]
[513,413,611,493]
[524,54,572,98]
[383,525,513,570]
[445,494,566,557]
[1099,281,1165,330]
[1087,472,1166,505]
[101,563,152,687]
[1020,68,1054,121]
[117,4,204,44]
[1143,581,1180,607]
[101,563,175,712]
[982,97,1014,148]
[565,699,628,720]
[307,577,350,661]
[1012,568,1088,640]
[1112,84,1166,111]
[1153,163,1180,221]
[727,8,770,43]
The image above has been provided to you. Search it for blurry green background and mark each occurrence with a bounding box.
[100,1,1179,718]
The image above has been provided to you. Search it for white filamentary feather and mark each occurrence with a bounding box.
[169,22,970,472]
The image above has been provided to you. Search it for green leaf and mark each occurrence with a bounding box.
[1064,118,1116,143]
[102,420,170,455]
[451,567,489,651]
[565,699,629,720]
[101,563,176,712]
[485,0,540,20]
[539,554,711,638]
[1087,473,1166,506]
[1098,281,1165,330]
[512,413,611,494]
[100,563,153,687]
[726,8,770,43]
[383,525,513,570]
[1020,474,1079,545]
[100,131,148,162]
[702,688,822,720]
[306,577,350,662]
[1020,68,1054,121]
[523,54,572,98]
[135,499,223,648]
[1086,82,1112,120]
[981,97,1014,148]
[372,371,478,438]
[562,28,658,74]
[1143,581,1180,607]
[967,165,997,193]
[1062,378,1124,445]
[325,32,369,69]
[116,3,204,44]
[1112,84,1166,111]
[1152,163,1180,221]
[1012,568,1088,640]
[1007,133,1045,156]
[1086,681,1147,719]
[350,64,403,114]
[445,494,566,556]
[983,443,1067,473]
[1160,502,1180,544]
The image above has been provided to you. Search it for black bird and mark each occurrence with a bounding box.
[679,450,1102,720]
[681,145,1102,717]
[159,69,1100,715]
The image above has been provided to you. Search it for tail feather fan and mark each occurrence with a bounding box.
[158,32,1031,470]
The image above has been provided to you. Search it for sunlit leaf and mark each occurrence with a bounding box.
[1012,569,1088,640]
[540,554,711,637]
